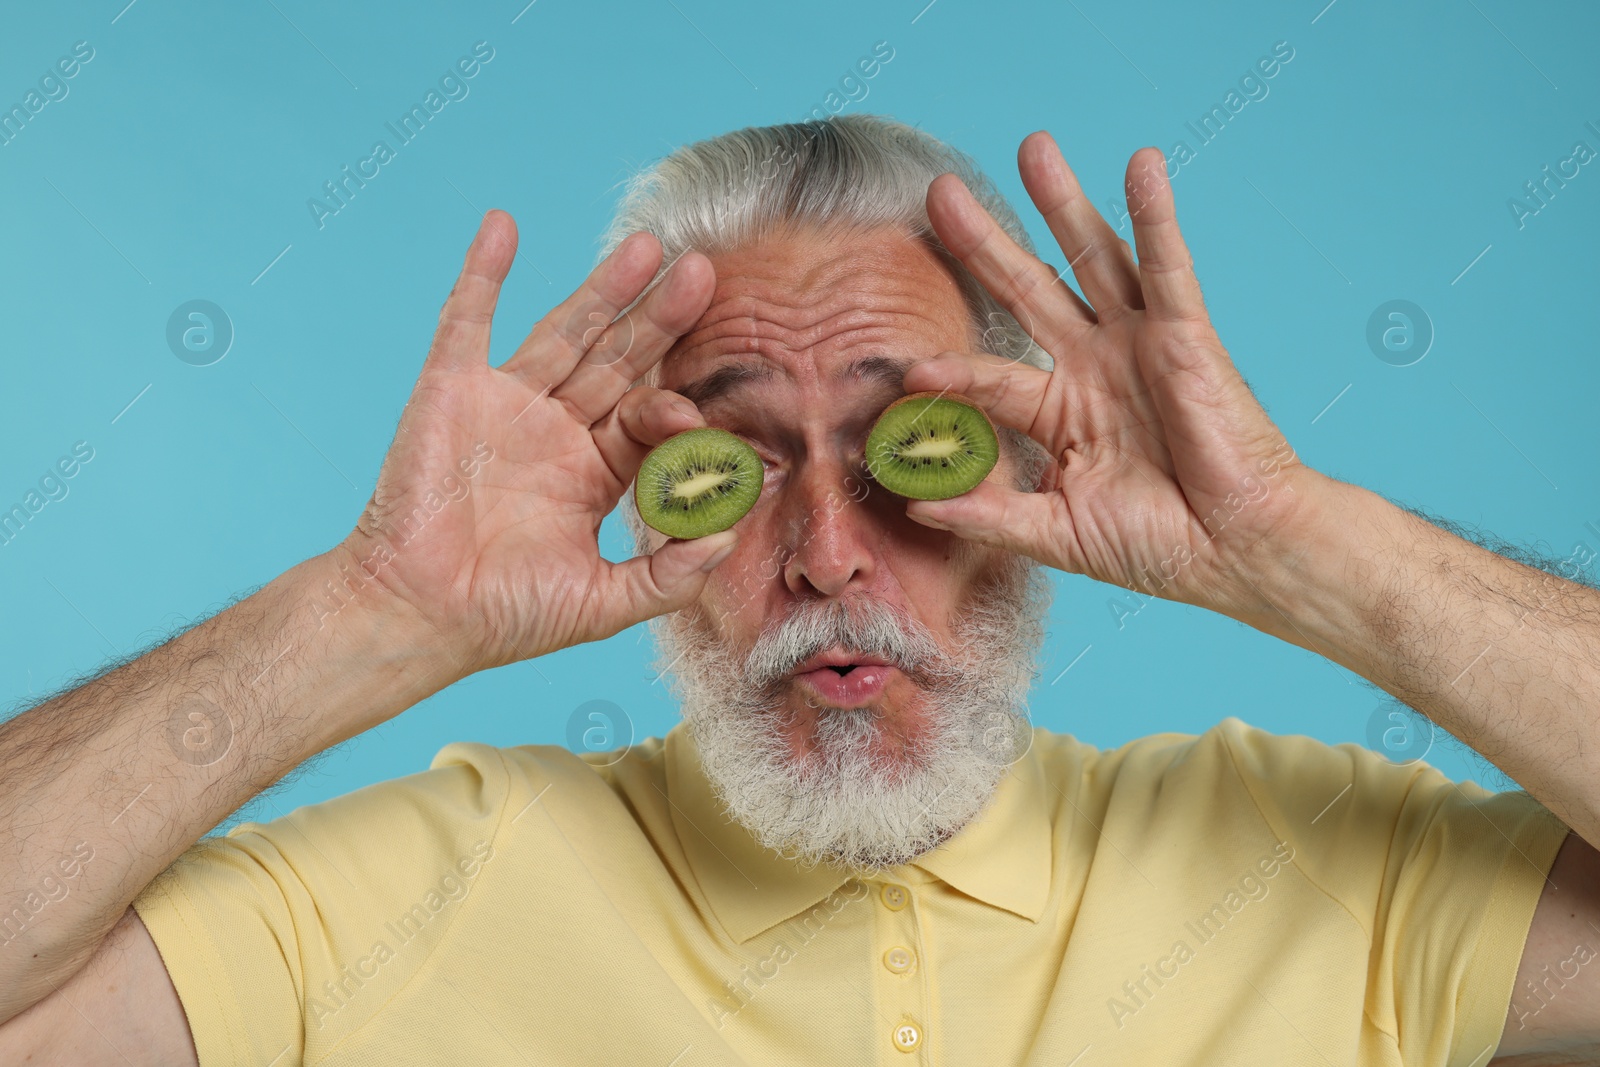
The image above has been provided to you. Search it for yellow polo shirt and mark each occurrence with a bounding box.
[131,716,1569,1066]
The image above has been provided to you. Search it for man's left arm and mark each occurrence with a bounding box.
[900,131,1600,1058]
[1248,478,1600,845]
[1247,475,1600,1061]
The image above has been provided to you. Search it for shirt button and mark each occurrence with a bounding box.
[884,946,915,973]
[892,1021,922,1052]
[880,884,908,911]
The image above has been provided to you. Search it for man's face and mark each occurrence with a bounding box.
[644,223,1049,873]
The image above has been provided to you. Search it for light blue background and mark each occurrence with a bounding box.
[2,0,1596,830]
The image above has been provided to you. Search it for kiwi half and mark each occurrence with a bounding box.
[635,427,763,539]
[865,391,999,500]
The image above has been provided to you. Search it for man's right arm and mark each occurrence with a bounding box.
[0,209,730,1059]
[0,546,456,1025]
[4,897,209,1064]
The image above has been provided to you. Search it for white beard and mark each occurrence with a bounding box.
[651,554,1052,877]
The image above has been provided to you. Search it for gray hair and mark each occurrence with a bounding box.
[598,113,1054,551]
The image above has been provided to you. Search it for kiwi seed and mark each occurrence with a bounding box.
[634,427,763,539]
[864,391,999,500]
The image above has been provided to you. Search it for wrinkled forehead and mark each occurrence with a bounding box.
[652,224,977,398]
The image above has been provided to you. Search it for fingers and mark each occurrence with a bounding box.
[1124,148,1209,323]
[926,172,1092,359]
[550,251,715,425]
[496,230,652,391]
[902,352,1072,457]
[1017,131,1143,313]
[600,529,739,635]
[498,232,714,423]
[590,385,737,634]
[589,387,705,489]
[904,480,1072,569]
[429,210,518,371]
[497,230,659,392]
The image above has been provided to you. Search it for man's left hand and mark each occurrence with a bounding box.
[903,131,1327,621]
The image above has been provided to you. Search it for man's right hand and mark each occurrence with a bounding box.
[0,210,729,1045]
[337,210,733,675]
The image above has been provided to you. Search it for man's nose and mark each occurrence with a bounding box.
[780,461,876,598]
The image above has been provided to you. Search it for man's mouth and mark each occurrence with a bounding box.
[790,649,898,707]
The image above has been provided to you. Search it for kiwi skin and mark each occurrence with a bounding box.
[634,427,763,539]
[865,391,1000,501]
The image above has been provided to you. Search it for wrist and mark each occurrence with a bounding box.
[1216,472,1400,661]
[272,545,467,739]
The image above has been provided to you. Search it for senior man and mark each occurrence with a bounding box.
[4,114,1600,1065]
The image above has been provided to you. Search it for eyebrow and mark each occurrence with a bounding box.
[676,354,915,409]
[842,354,916,393]
[675,362,776,407]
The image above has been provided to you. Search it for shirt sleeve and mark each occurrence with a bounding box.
[1213,716,1572,1065]
[130,741,512,1067]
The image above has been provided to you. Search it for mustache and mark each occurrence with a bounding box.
[741,596,955,692]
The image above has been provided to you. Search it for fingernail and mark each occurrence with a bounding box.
[910,512,950,531]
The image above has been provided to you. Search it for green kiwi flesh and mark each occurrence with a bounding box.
[865,392,999,500]
[635,428,763,539]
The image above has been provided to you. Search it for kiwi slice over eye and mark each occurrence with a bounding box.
[635,427,763,539]
[865,391,999,500]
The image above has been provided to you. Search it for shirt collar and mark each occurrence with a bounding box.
[908,738,1055,923]
[663,722,1056,945]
